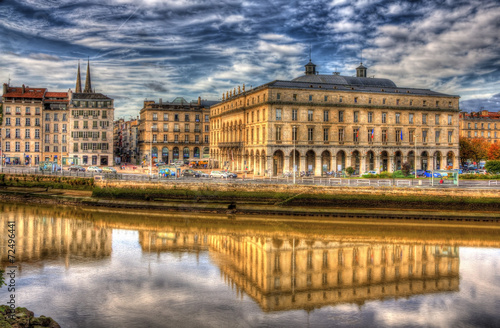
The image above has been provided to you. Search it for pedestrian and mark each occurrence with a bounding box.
[439,178,444,184]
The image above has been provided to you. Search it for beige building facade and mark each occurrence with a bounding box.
[138,97,215,165]
[210,62,461,176]
[459,110,500,143]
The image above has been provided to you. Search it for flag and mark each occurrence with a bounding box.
[400,130,403,141]
[356,129,359,138]
[371,129,374,139]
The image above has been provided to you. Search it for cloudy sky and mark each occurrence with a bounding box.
[1,0,499,118]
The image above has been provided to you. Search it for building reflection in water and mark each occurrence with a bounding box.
[140,230,459,312]
[0,207,112,269]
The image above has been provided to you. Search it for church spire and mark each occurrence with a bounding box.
[83,58,92,93]
[75,60,82,93]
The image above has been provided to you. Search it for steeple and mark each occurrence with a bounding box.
[304,60,316,75]
[75,61,82,93]
[83,58,92,93]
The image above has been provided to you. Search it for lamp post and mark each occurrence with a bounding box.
[293,126,296,185]
[149,126,152,177]
[414,134,418,178]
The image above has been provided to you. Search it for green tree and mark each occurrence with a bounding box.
[488,143,500,160]
[345,166,355,176]
[401,161,411,176]
[485,160,500,174]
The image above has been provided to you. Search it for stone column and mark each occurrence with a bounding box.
[360,155,366,174]
[266,155,273,176]
[284,155,290,173]
[389,156,394,173]
[315,155,322,176]
[300,156,306,174]
[332,154,338,172]
[375,155,381,173]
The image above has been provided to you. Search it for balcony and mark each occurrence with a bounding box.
[218,142,243,148]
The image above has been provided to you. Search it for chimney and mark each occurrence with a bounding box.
[198,96,201,106]
[22,84,26,93]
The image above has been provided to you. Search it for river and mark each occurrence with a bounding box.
[1,203,499,328]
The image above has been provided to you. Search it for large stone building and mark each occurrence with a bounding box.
[210,62,461,176]
[68,61,114,166]
[459,110,500,143]
[138,97,216,165]
[1,60,114,167]
[1,84,46,165]
[114,117,139,164]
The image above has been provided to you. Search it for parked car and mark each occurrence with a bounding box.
[181,169,200,178]
[210,171,229,178]
[362,171,378,177]
[87,166,102,173]
[68,165,85,172]
[226,171,238,178]
[195,170,210,178]
[102,167,117,173]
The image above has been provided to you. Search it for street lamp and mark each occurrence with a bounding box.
[149,126,152,177]
[414,134,418,178]
[293,126,296,185]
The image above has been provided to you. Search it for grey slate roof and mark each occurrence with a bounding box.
[292,74,397,88]
[72,92,112,100]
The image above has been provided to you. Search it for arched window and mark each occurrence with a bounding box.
[183,147,190,159]
[194,147,200,158]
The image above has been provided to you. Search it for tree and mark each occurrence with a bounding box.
[345,166,355,176]
[485,160,500,174]
[488,143,500,160]
[401,161,411,176]
[460,137,489,164]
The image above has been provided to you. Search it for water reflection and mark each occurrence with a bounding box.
[139,230,459,312]
[0,206,111,270]
[0,203,498,328]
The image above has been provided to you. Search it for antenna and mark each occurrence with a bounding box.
[309,44,312,61]
[360,48,363,64]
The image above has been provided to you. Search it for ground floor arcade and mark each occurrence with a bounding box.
[212,146,459,177]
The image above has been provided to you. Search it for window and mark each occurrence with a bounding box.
[25,118,30,126]
[54,113,58,121]
[354,111,359,123]
[292,109,297,121]
[292,126,298,141]
[174,124,180,132]
[382,129,387,143]
[35,129,40,139]
[293,94,297,101]
[53,135,58,143]
[339,111,344,122]
[382,98,386,105]
[396,99,400,105]
[45,124,50,132]
[308,110,313,121]
[368,112,373,123]
[468,131,471,137]
[324,96,328,101]
[338,128,344,142]
[25,107,31,115]
[448,115,452,125]
[354,97,358,103]
[35,142,39,152]
[323,128,329,141]
[16,107,21,115]
[5,129,10,138]
[5,117,11,126]
[436,101,439,107]
[323,110,329,122]
[195,114,200,122]
[435,114,440,125]
[382,112,387,123]
[205,115,209,122]
[409,113,414,124]
[15,118,20,126]
[353,128,359,143]
[339,96,342,103]
[184,124,190,132]
[422,114,427,125]
[204,135,209,143]
[25,142,30,152]
[53,145,58,152]
[25,129,30,139]
[5,142,10,151]
[396,129,402,143]
[448,131,453,143]
[163,113,169,121]
[309,95,313,101]
[54,124,58,132]
[275,126,282,141]
[83,121,88,129]
[423,130,428,143]
[205,125,209,132]
[435,130,441,143]
[174,114,179,121]
[276,93,281,100]
[163,123,169,132]
[308,128,314,141]
[368,128,374,143]
[368,98,372,104]
[15,129,20,138]
[395,113,400,124]
[185,114,190,122]
[276,109,282,121]
[15,142,20,152]
[423,100,427,106]
[184,135,189,142]
[5,106,11,114]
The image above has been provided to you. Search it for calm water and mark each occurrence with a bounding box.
[1,203,500,328]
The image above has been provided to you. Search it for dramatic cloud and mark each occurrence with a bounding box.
[0,0,499,118]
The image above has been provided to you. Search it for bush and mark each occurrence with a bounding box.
[485,160,500,174]
[401,162,411,176]
[345,167,355,176]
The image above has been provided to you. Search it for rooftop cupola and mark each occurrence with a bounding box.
[305,60,316,75]
[356,63,367,78]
